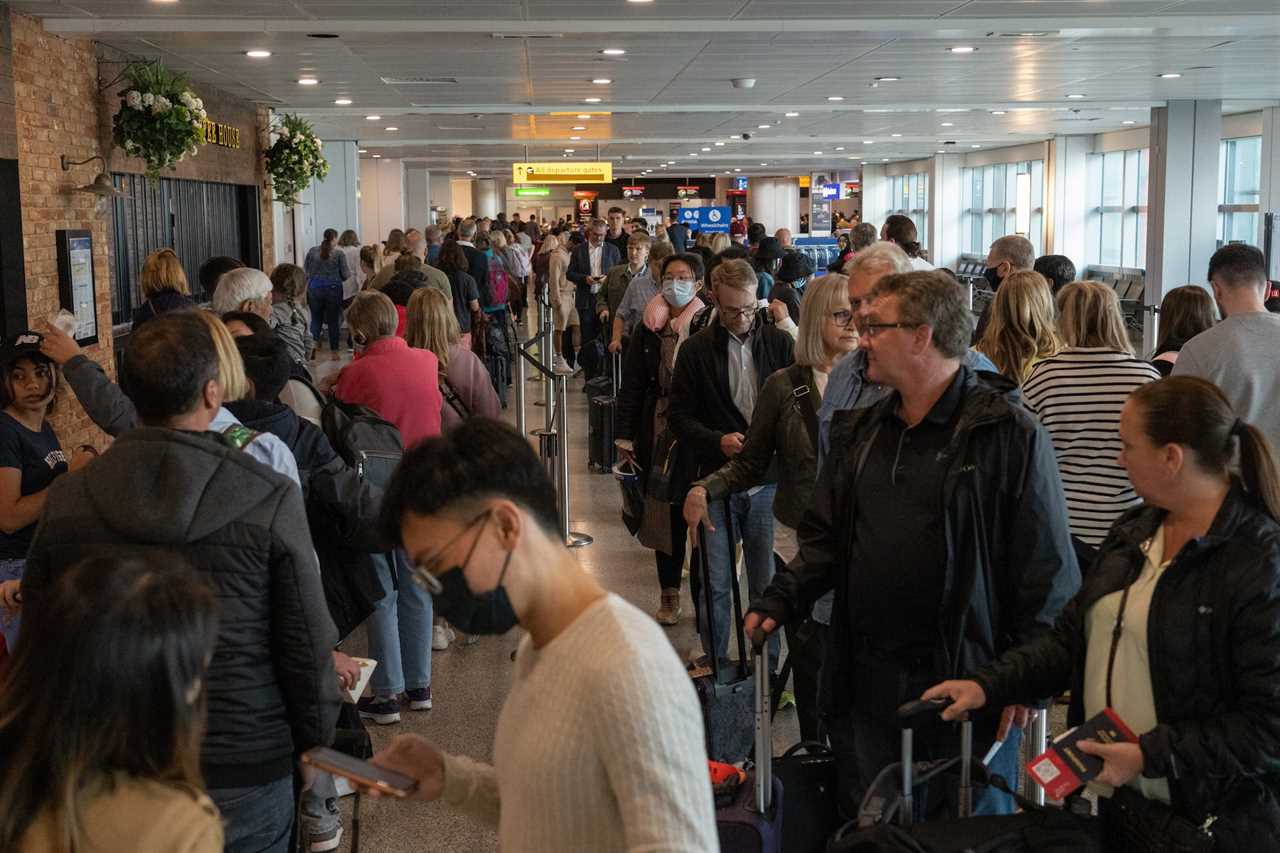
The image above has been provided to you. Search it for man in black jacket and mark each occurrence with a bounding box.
[669,258,794,669]
[21,312,342,853]
[567,217,622,348]
[457,219,492,305]
[745,271,1079,817]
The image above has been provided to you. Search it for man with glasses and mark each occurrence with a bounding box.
[668,259,794,669]
[745,270,1079,818]
[567,217,621,354]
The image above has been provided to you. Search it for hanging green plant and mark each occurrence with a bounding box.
[111,61,207,183]
[265,114,329,207]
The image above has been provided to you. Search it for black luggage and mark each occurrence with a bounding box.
[691,512,755,764]
[715,629,784,853]
[588,394,616,472]
[777,740,841,853]
[319,397,404,488]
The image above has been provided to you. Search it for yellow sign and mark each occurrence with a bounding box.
[798,175,811,188]
[513,161,612,185]
[203,119,241,149]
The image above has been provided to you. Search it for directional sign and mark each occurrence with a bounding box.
[514,186,551,197]
[678,206,731,234]
[512,161,612,184]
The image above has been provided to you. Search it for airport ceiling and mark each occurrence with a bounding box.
[13,0,1280,179]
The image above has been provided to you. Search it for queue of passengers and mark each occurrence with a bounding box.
[0,211,1277,853]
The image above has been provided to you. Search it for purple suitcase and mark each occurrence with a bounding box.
[716,629,784,852]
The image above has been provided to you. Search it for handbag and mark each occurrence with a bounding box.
[440,375,471,421]
[636,428,682,554]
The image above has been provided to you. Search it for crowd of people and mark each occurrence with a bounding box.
[0,201,1277,853]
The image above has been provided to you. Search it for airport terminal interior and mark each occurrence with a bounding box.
[0,1,1279,852]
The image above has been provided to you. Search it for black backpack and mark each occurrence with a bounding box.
[320,397,404,489]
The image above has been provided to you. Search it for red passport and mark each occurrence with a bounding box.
[1026,708,1139,800]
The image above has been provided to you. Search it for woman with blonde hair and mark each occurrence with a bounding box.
[405,288,500,433]
[547,231,577,372]
[976,270,1062,384]
[133,248,195,328]
[708,232,731,255]
[1023,281,1160,557]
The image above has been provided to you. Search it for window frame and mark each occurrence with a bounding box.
[960,160,1045,257]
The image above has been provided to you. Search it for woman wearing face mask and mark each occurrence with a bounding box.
[615,254,706,624]
[682,274,857,742]
[0,332,93,652]
[366,419,718,852]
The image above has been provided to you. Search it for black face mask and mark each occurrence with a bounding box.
[427,516,519,636]
[983,265,1003,290]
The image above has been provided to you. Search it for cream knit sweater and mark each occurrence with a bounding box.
[440,593,718,852]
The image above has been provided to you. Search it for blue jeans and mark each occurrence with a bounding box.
[308,283,344,351]
[366,550,433,696]
[208,776,294,853]
[300,769,340,837]
[700,486,779,669]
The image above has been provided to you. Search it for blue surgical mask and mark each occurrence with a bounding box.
[662,278,697,308]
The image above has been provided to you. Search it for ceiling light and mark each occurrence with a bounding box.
[971,144,982,148]
[1159,72,1182,79]
[862,139,874,144]
[701,147,711,151]
[950,46,976,53]
[334,98,353,105]
[827,96,844,101]
[601,48,626,56]
[784,111,800,118]
[891,133,901,137]
[245,50,272,58]
[715,141,725,146]
[990,110,1006,115]
[584,97,602,103]
[936,108,971,112]
[758,124,771,129]
[570,136,582,140]
[659,164,667,168]
[882,158,889,162]
[592,78,612,85]
[667,160,675,164]
[564,148,575,152]
[384,126,398,132]
[1066,93,1086,99]
[813,151,824,155]
[572,125,587,130]
[372,154,382,159]
[689,153,698,157]
[577,114,592,119]
[733,168,741,172]
[728,135,739,140]
[847,156,860,159]
[936,150,945,153]
[297,78,319,86]
[724,170,731,174]
[365,115,381,121]
[940,122,954,127]
[1122,120,1137,125]
[760,162,768,166]
[835,146,845,150]
[358,148,367,153]
[876,76,900,82]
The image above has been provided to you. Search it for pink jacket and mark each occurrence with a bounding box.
[440,344,502,432]
[334,336,443,448]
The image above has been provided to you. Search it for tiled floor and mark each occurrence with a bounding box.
[319,322,801,853]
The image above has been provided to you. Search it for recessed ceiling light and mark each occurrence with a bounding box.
[365,115,381,121]
[862,139,874,144]
[950,46,976,53]
[570,136,582,140]
[297,78,319,85]
[667,160,675,164]
[936,108,971,113]
[734,168,741,172]
[245,50,272,58]
[577,114,592,120]
[1122,120,1137,125]
[936,150,945,153]
[584,97,603,103]
[592,78,612,85]
[940,122,954,127]
[891,133,901,137]
[1159,72,1182,79]
[701,147,711,151]
[847,156,860,159]
[827,96,844,101]
[760,162,768,166]
[689,153,698,157]
[572,125,587,130]
[385,126,398,131]
[813,151,824,155]
[334,98,352,105]
[882,157,889,161]
[990,110,1006,115]
[757,124,771,129]
[564,148,575,152]
[601,48,626,56]
[715,141,725,146]
[728,135,739,140]
[1067,93,1086,99]
[358,148,367,153]
[659,164,667,168]
[971,144,982,148]
[876,76,900,82]
[835,146,845,150]
[372,154,381,159]
[784,111,800,118]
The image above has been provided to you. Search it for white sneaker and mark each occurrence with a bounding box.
[446,626,457,643]
[553,355,573,374]
[432,624,450,651]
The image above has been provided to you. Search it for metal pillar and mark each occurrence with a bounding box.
[1024,707,1049,807]
[556,373,593,549]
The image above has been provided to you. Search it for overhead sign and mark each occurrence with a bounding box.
[514,186,551,198]
[676,185,700,199]
[622,185,645,198]
[843,181,860,199]
[798,175,811,189]
[203,118,241,149]
[513,161,612,184]
[678,206,731,234]
[820,183,840,201]
[572,190,598,200]
[733,177,749,191]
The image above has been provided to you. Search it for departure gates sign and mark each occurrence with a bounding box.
[513,161,613,184]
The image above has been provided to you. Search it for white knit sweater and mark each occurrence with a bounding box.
[440,593,718,852]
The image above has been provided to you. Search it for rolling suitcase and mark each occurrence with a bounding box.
[716,628,784,852]
[588,394,616,472]
[691,512,755,764]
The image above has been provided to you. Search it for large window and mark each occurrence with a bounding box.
[961,160,1044,257]
[887,171,929,251]
[1086,147,1149,268]
[1219,136,1261,246]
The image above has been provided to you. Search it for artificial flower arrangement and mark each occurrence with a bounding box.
[265,114,329,207]
[111,61,206,182]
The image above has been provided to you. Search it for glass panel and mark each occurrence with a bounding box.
[1102,151,1124,207]
[1100,211,1123,265]
[1138,148,1149,207]
[1225,137,1262,205]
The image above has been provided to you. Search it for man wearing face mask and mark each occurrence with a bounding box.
[366,419,718,852]
[971,234,1035,344]
[567,218,622,350]
[668,259,794,668]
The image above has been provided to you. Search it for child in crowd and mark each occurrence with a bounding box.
[268,263,315,365]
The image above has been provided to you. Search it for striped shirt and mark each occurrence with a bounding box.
[1023,348,1160,546]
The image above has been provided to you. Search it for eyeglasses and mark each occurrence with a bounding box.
[856,321,921,338]
[719,304,756,320]
[829,309,854,327]
[409,511,490,595]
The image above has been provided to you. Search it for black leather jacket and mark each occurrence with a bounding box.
[974,482,1280,849]
[749,366,1080,719]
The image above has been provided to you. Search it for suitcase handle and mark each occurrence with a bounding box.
[895,697,973,826]
[751,628,773,815]
[896,698,954,730]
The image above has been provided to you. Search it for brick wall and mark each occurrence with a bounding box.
[10,9,113,450]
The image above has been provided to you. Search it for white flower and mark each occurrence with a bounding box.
[153,95,171,113]
[141,92,155,107]
[125,90,143,110]
[180,91,196,109]
[194,97,204,111]
[197,108,207,120]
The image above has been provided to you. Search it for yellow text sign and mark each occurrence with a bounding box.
[513,161,613,184]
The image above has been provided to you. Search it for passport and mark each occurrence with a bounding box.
[1026,708,1139,800]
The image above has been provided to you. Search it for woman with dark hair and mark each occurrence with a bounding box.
[881,214,933,270]
[926,375,1280,851]
[436,240,482,351]
[1151,285,1217,376]
[304,228,353,356]
[751,236,785,300]
[0,554,222,852]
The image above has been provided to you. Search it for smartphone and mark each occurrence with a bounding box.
[301,747,418,798]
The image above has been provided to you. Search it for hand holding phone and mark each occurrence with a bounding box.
[302,746,422,799]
